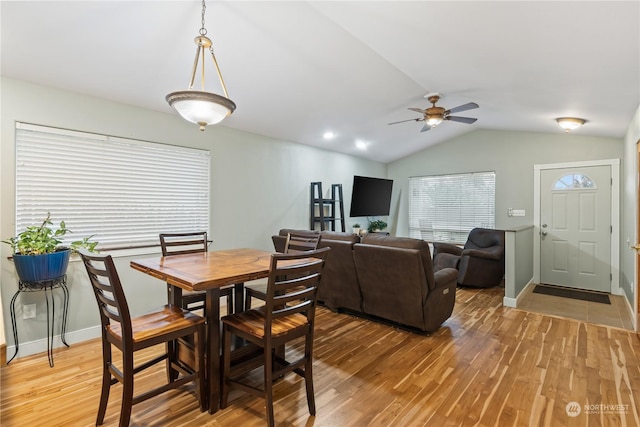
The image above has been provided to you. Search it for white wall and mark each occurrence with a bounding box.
[0,77,386,356]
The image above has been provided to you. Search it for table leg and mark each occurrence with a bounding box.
[206,288,221,414]
[166,285,183,382]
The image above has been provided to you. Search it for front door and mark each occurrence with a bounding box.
[540,165,611,292]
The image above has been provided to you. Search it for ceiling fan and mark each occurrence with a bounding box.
[389,93,479,132]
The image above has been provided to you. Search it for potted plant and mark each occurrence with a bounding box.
[367,219,388,233]
[352,223,361,235]
[3,212,98,283]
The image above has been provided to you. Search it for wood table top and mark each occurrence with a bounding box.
[130,248,274,291]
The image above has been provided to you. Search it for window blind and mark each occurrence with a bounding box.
[15,123,210,250]
[408,172,495,244]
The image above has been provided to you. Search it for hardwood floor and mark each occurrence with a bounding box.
[2,286,639,426]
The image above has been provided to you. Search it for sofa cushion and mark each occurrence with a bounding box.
[320,230,360,243]
[360,234,436,290]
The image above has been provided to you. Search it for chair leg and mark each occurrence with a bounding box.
[244,294,252,311]
[304,334,316,416]
[226,294,233,315]
[96,342,112,426]
[119,351,134,427]
[195,324,206,411]
[166,339,179,382]
[264,346,275,427]
[220,325,231,409]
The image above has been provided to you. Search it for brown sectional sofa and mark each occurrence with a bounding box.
[272,229,458,332]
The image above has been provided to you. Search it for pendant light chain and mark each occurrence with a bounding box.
[200,0,207,36]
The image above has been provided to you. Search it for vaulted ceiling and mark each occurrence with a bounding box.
[2,1,638,163]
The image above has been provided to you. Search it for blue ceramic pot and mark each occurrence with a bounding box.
[13,249,71,283]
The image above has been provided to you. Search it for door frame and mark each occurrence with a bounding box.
[635,140,639,330]
[533,159,620,294]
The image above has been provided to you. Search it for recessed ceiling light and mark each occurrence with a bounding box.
[355,140,368,150]
[323,131,335,140]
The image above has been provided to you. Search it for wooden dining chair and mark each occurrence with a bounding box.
[244,232,322,310]
[220,247,330,427]
[160,232,234,315]
[80,251,206,427]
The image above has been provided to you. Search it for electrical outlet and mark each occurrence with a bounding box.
[23,304,36,319]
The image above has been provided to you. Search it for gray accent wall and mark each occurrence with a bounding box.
[387,128,623,234]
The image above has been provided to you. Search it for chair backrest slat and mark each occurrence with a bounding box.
[264,248,330,331]
[284,232,321,254]
[80,251,133,340]
[159,232,208,256]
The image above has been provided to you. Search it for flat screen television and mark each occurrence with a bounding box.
[349,176,393,217]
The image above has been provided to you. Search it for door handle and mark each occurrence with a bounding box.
[632,244,640,252]
[541,230,548,236]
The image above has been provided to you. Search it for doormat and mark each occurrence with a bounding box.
[533,284,611,304]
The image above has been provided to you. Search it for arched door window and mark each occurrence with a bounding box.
[552,173,596,190]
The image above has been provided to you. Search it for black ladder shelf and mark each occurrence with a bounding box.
[310,182,345,232]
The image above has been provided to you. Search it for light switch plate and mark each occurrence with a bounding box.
[512,209,526,217]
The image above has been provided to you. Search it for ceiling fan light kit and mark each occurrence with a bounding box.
[166,0,236,131]
[556,117,586,132]
[389,93,479,132]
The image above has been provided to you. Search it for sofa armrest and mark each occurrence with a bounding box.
[434,267,458,288]
[432,242,463,257]
[423,268,457,332]
[462,246,504,261]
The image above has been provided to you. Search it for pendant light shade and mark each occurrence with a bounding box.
[166,90,236,129]
[167,1,236,131]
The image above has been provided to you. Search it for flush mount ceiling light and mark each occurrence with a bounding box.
[166,0,236,131]
[556,117,586,132]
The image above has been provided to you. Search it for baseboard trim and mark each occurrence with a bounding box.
[503,280,534,308]
[5,325,101,362]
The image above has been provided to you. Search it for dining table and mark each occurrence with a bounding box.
[130,247,274,414]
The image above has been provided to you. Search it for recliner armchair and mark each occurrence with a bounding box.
[432,228,505,288]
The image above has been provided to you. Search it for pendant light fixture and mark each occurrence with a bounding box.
[166,0,236,131]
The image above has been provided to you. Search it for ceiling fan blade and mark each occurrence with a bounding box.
[446,116,478,124]
[420,124,431,132]
[408,107,426,113]
[388,118,422,125]
[445,102,479,115]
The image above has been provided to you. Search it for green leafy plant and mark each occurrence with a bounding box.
[352,223,361,228]
[2,212,98,255]
[367,219,388,233]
